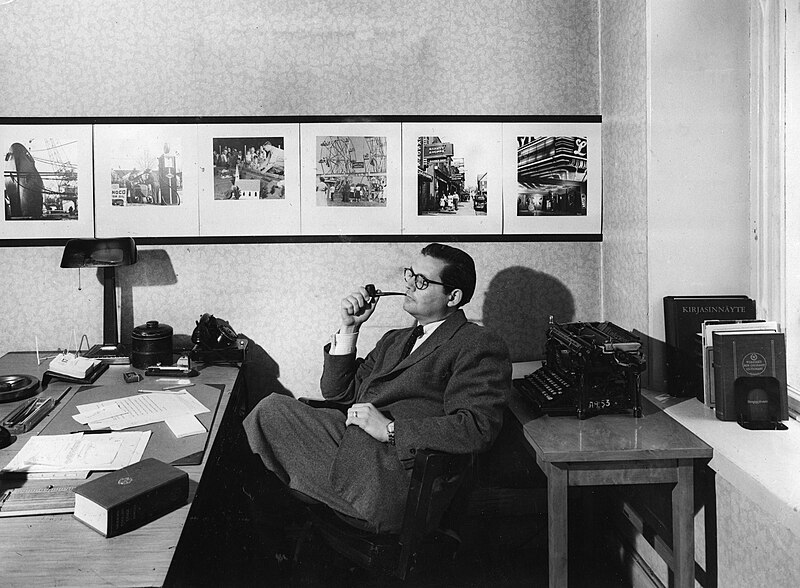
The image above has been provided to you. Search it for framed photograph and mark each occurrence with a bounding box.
[502,122,602,235]
[300,122,402,235]
[1,124,94,239]
[401,122,502,234]
[93,124,200,237]
[197,123,300,236]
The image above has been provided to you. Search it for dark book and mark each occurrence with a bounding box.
[712,331,787,424]
[73,458,189,537]
[663,296,756,398]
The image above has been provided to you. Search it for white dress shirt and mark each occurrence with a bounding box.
[330,319,446,356]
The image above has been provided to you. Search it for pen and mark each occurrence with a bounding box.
[70,430,113,434]
[162,383,194,390]
[15,397,40,421]
[55,386,73,405]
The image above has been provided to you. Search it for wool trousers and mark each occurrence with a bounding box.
[244,393,367,523]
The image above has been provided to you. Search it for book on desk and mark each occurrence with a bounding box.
[42,352,108,388]
[73,458,188,537]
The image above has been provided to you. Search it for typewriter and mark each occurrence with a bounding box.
[514,318,646,419]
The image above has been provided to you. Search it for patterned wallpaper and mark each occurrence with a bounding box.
[0,0,603,395]
[597,0,649,335]
[715,475,800,587]
[0,241,600,396]
[1,0,599,117]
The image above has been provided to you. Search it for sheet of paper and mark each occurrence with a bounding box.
[165,414,206,438]
[72,403,125,425]
[74,392,209,430]
[1,431,151,473]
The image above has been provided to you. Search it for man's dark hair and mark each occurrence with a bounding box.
[420,243,476,306]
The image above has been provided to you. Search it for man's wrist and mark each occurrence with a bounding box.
[386,421,395,445]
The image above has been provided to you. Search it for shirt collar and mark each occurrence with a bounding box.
[420,318,446,337]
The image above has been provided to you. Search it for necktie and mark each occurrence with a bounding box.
[400,325,424,360]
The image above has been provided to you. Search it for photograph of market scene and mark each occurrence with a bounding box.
[315,135,387,207]
[109,140,183,207]
[416,135,487,217]
[213,136,285,200]
[516,136,588,216]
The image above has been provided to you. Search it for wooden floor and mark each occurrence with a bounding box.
[163,396,630,587]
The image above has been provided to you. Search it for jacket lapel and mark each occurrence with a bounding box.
[382,310,467,375]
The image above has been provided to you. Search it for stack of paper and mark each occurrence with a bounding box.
[1,431,150,474]
[73,391,208,438]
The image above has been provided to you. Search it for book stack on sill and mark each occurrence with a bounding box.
[663,295,756,399]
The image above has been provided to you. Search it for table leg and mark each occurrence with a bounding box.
[672,459,694,587]
[547,463,568,588]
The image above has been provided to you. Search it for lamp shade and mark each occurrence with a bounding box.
[60,238,137,268]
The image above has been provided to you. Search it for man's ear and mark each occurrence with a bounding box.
[447,289,463,307]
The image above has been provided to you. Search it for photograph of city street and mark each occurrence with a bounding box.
[212,136,285,201]
[4,133,82,222]
[415,133,491,218]
[108,135,184,208]
[516,135,588,216]
[314,135,387,207]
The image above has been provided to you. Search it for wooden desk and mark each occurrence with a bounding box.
[0,352,240,588]
[508,384,712,588]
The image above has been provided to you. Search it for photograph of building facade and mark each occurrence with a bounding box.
[516,136,588,216]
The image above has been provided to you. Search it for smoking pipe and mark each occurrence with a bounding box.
[365,284,405,298]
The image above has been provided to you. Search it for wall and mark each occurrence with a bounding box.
[646,0,752,340]
[598,0,649,333]
[0,0,602,396]
[600,1,800,585]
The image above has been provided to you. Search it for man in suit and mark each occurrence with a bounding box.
[244,243,511,533]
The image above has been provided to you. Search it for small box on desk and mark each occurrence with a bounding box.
[73,458,189,537]
[712,331,788,427]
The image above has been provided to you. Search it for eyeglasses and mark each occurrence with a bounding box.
[403,267,454,291]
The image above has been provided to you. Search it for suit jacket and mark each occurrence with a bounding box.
[320,309,511,530]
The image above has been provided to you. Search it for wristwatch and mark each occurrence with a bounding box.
[386,421,395,445]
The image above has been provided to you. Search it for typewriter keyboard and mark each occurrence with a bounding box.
[513,365,577,416]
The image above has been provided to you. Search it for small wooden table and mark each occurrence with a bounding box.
[0,352,240,587]
[508,380,712,588]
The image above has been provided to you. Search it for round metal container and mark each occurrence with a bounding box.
[130,320,173,369]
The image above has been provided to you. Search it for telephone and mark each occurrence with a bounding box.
[189,313,246,364]
[192,313,238,351]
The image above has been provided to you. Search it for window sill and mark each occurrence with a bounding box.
[643,389,800,539]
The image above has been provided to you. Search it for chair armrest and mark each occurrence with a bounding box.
[410,449,472,482]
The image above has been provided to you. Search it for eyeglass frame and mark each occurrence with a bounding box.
[403,267,458,291]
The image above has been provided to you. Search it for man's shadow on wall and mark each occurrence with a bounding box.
[482,265,576,361]
[453,266,576,553]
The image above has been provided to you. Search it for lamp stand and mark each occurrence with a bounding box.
[84,266,130,364]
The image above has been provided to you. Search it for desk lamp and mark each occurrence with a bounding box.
[61,237,138,364]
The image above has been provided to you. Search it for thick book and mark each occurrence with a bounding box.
[73,458,188,537]
[700,320,778,408]
[663,296,756,398]
[712,331,788,423]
